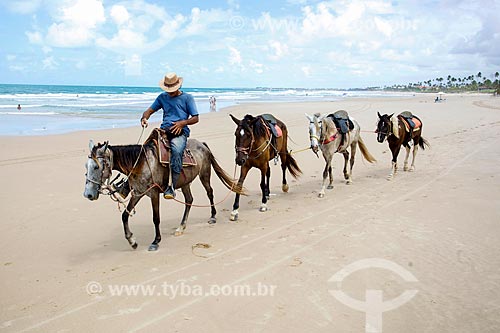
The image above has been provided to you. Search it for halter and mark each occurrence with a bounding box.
[235,118,273,160]
[377,118,392,139]
[85,149,113,194]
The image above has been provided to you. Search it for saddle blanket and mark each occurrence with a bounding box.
[399,116,422,132]
[146,128,197,167]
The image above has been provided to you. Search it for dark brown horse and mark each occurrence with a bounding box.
[229,114,301,220]
[376,112,429,180]
[83,139,242,251]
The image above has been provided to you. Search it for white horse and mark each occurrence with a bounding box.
[306,112,376,198]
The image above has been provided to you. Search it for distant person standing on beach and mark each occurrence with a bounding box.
[17,104,21,111]
[140,72,199,199]
[209,96,217,112]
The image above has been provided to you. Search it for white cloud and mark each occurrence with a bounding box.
[42,56,57,69]
[249,60,264,74]
[268,40,289,60]
[46,0,105,47]
[229,47,242,65]
[301,66,311,76]
[110,5,130,26]
[26,31,43,44]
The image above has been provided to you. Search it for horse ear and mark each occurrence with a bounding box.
[305,113,313,121]
[89,139,95,152]
[388,113,394,119]
[229,114,240,125]
[103,141,109,152]
[318,114,326,122]
[377,112,382,118]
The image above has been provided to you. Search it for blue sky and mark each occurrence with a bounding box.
[1,0,499,88]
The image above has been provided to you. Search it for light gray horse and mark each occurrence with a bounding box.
[83,139,242,251]
[306,112,376,197]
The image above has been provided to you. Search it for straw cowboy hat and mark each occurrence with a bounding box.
[159,72,183,93]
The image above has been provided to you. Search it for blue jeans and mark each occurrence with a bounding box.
[169,134,187,175]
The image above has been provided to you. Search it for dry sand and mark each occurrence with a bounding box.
[1,94,500,332]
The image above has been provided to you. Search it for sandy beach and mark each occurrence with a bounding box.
[1,94,500,332]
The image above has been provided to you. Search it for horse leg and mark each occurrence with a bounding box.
[403,145,411,171]
[174,185,193,236]
[122,195,142,249]
[265,166,271,200]
[388,144,401,181]
[319,156,332,198]
[199,167,217,224]
[148,191,161,251]
[231,165,250,221]
[409,141,419,172]
[327,164,334,189]
[259,164,269,212]
[347,142,357,184]
[280,152,289,193]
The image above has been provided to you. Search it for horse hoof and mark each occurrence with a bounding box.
[327,185,334,190]
[282,184,289,192]
[409,166,415,172]
[318,193,325,198]
[346,180,352,185]
[404,166,409,171]
[131,242,138,250]
[344,174,349,180]
[208,217,217,224]
[386,175,393,181]
[230,211,238,221]
[259,205,268,212]
[174,230,184,237]
[148,244,159,251]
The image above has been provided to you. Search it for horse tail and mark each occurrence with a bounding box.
[357,136,377,163]
[203,142,245,195]
[285,151,302,179]
[418,137,430,150]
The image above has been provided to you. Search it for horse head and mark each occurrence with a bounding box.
[84,140,113,200]
[306,113,326,153]
[230,114,258,166]
[376,112,394,143]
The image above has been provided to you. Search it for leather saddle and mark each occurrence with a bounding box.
[145,128,197,167]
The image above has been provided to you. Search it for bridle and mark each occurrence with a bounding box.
[377,118,392,140]
[85,149,113,194]
[235,118,273,160]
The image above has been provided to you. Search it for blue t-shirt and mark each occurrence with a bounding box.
[150,91,199,136]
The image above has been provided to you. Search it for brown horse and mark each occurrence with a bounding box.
[376,111,430,180]
[229,114,301,220]
[83,138,242,251]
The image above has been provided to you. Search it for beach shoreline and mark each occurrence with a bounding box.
[1,94,500,332]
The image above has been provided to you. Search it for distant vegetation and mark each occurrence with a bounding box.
[382,71,500,94]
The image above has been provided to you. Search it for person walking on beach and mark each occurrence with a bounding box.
[140,72,199,199]
[209,95,216,112]
[17,104,21,111]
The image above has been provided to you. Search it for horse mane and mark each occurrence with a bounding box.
[389,116,399,138]
[242,114,268,138]
[109,144,145,173]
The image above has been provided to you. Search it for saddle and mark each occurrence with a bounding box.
[260,114,283,138]
[327,110,354,148]
[398,111,422,133]
[145,128,197,167]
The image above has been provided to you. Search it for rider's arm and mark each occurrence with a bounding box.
[141,107,156,127]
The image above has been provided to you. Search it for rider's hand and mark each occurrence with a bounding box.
[141,117,148,128]
[169,120,185,135]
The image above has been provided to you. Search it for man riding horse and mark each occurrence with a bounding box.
[140,72,199,199]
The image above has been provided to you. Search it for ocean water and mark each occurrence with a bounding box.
[0,84,411,136]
